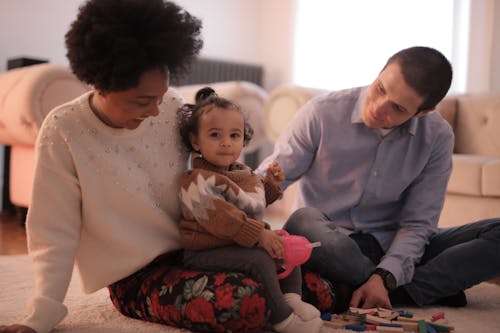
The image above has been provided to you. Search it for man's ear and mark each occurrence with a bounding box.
[415,107,435,118]
[189,133,200,151]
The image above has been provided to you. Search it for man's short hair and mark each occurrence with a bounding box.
[384,46,453,111]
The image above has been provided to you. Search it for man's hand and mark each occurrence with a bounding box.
[258,229,284,259]
[0,325,37,333]
[350,274,392,309]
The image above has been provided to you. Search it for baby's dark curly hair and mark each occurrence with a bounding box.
[65,0,203,92]
[177,87,254,152]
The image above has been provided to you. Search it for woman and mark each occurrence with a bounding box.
[0,1,270,332]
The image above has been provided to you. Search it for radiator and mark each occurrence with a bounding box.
[171,58,263,86]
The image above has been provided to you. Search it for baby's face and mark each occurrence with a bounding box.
[190,106,245,169]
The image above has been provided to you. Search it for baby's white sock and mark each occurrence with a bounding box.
[283,293,321,320]
[273,313,323,333]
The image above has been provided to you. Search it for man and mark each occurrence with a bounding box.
[257,46,500,312]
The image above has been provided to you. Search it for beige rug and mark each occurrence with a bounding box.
[1,255,500,333]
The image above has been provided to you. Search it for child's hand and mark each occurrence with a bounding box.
[258,229,284,259]
[265,162,285,186]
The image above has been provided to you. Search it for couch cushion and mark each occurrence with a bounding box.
[264,84,327,142]
[435,96,457,133]
[454,92,500,156]
[0,64,89,146]
[448,154,500,196]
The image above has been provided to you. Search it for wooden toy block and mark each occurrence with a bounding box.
[378,311,393,319]
[425,323,438,333]
[433,318,449,325]
[345,323,368,331]
[323,319,346,329]
[397,316,429,323]
[431,311,445,322]
[387,312,400,320]
[366,314,392,325]
[321,309,454,333]
[343,314,363,324]
[397,310,414,318]
[427,322,454,332]
[377,307,392,313]
[418,320,428,333]
[376,326,404,333]
[391,320,418,331]
[350,306,378,314]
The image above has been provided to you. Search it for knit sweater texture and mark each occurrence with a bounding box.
[179,156,282,249]
[22,89,186,333]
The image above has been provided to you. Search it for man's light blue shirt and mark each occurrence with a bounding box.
[257,86,454,285]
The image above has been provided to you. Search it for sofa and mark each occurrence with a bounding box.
[262,84,500,228]
[0,63,268,211]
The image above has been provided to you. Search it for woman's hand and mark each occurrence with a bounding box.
[0,325,37,333]
[258,229,284,259]
[264,162,285,186]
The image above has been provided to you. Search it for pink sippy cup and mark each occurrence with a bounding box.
[276,230,321,279]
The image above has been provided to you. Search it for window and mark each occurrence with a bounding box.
[293,0,468,93]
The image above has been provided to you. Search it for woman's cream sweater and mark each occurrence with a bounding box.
[22,89,186,333]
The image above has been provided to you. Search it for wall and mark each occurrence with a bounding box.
[1,0,499,92]
[492,1,500,91]
[0,0,293,91]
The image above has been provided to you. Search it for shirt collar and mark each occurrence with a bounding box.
[351,86,367,124]
[352,86,418,136]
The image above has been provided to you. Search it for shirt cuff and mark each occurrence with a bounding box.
[21,295,68,333]
[377,256,412,287]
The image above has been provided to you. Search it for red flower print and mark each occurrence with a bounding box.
[225,319,244,332]
[114,285,126,298]
[162,304,181,324]
[140,276,154,294]
[304,271,322,291]
[242,278,259,287]
[239,294,266,329]
[215,283,235,310]
[149,293,162,319]
[163,268,183,286]
[214,272,227,286]
[181,269,203,279]
[317,285,333,310]
[185,298,217,326]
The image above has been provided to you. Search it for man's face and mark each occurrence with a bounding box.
[361,62,426,129]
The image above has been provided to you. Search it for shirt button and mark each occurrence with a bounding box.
[373,171,378,176]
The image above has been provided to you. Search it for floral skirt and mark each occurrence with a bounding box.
[108,250,335,332]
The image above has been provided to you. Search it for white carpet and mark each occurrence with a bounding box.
[1,255,500,333]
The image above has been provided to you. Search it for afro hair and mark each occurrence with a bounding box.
[65,0,203,92]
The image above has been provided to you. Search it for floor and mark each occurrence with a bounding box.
[0,210,28,255]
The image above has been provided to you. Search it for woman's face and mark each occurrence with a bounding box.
[189,106,245,169]
[91,67,168,130]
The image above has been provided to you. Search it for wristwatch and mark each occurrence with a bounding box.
[373,268,397,292]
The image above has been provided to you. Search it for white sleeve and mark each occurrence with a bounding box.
[21,113,82,333]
